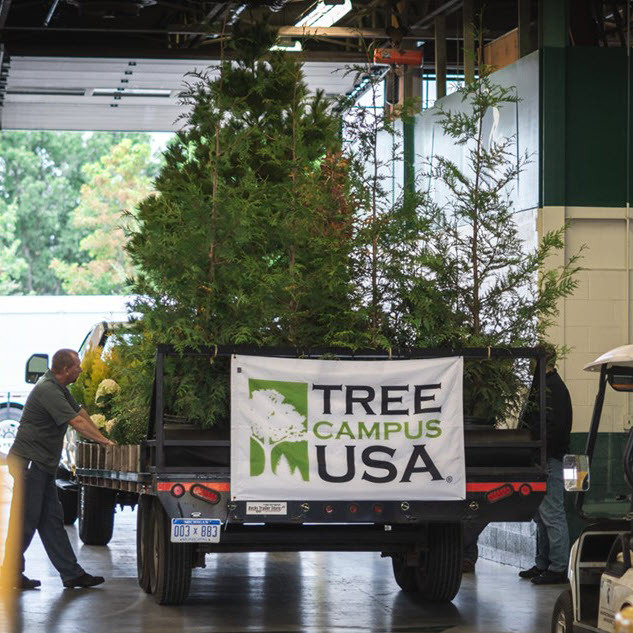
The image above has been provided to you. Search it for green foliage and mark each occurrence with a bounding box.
[50,139,158,294]
[120,23,362,432]
[0,203,27,293]
[0,131,152,294]
[339,64,456,350]
[106,31,580,438]
[416,70,583,421]
[69,346,110,413]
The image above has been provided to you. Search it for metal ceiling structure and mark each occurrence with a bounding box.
[0,0,521,131]
[0,0,630,130]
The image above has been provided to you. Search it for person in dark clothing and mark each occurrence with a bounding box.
[1,349,116,590]
[519,343,573,585]
[462,518,488,572]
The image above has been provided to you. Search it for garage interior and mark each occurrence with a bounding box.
[2,1,633,632]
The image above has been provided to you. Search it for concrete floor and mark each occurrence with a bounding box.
[0,477,564,633]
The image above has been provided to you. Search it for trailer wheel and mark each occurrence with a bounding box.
[391,553,418,592]
[148,498,193,605]
[78,484,116,546]
[58,487,78,526]
[415,522,463,602]
[136,495,152,593]
[551,589,573,633]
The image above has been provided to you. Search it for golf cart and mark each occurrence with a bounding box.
[552,345,633,632]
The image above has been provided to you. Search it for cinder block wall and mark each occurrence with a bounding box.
[478,522,536,569]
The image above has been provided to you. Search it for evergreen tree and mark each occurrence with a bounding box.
[417,70,582,421]
[341,65,456,350]
[119,22,360,431]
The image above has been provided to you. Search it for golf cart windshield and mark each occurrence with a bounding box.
[578,346,633,519]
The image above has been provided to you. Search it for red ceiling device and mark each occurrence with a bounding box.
[373,49,423,66]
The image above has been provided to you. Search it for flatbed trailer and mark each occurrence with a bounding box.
[75,344,549,605]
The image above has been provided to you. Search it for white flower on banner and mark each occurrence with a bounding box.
[249,389,305,446]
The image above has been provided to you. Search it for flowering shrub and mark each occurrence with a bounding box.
[90,413,107,429]
[96,378,120,401]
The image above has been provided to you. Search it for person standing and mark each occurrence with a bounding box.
[1,348,115,590]
[519,343,573,585]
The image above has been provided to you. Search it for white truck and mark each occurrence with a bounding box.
[0,295,133,457]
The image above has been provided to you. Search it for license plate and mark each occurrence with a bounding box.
[170,518,221,543]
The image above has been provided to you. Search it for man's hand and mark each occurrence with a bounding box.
[69,410,118,446]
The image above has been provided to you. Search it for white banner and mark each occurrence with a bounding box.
[230,355,465,501]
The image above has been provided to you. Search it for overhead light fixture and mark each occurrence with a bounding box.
[295,0,352,28]
[93,88,172,98]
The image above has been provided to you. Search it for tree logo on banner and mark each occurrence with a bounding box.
[248,379,309,481]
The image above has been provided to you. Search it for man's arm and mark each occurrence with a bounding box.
[69,407,116,446]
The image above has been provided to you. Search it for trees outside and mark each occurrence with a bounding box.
[0,131,151,294]
[0,203,26,293]
[50,139,158,294]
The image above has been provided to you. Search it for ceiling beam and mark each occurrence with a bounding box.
[2,24,430,38]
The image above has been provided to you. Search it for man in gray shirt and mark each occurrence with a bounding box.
[2,348,115,590]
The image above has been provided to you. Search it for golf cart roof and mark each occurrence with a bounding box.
[584,344,633,372]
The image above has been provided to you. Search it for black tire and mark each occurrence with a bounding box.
[391,553,418,592]
[136,495,153,593]
[551,589,574,633]
[415,522,463,602]
[78,484,116,546]
[148,498,193,605]
[58,487,78,526]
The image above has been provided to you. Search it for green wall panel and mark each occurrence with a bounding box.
[542,47,631,207]
[565,48,629,207]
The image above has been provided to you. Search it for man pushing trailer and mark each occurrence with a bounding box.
[1,349,114,590]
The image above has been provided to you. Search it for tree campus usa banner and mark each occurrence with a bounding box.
[230,355,465,501]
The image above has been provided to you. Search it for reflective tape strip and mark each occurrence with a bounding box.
[157,482,231,492]
[466,482,547,493]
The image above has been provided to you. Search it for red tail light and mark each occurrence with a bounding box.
[349,503,359,514]
[486,484,513,503]
[171,483,185,498]
[373,504,383,514]
[324,504,334,514]
[190,484,220,504]
[519,484,532,496]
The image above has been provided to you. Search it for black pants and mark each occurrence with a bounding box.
[3,454,83,582]
[463,519,488,565]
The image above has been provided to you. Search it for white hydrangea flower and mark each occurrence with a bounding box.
[91,413,107,428]
[95,378,120,402]
[105,419,116,433]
